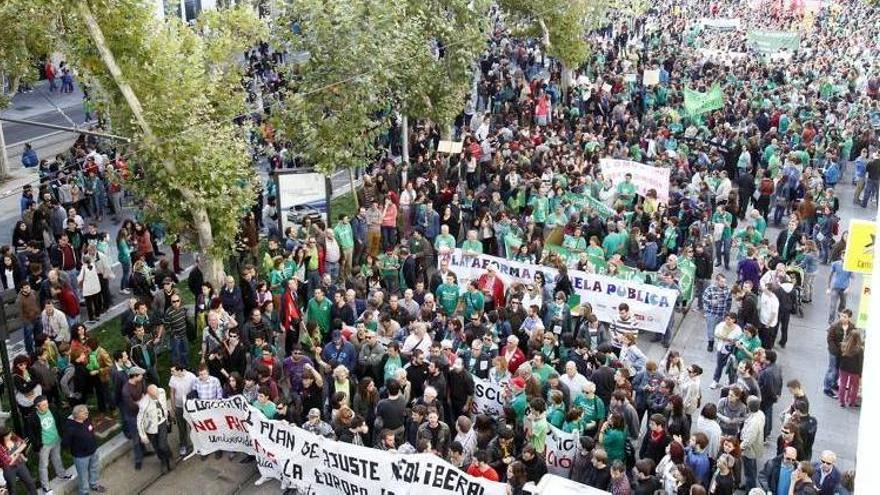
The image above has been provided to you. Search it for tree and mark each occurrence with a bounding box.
[59,0,265,286]
[272,0,490,196]
[272,0,404,179]
[393,0,491,131]
[0,0,57,178]
[499,0,618,90]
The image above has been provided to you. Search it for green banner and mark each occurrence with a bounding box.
[678,259,696,302]
[563,192,615,219]
[747,30,800,53]
[684,84,724,116]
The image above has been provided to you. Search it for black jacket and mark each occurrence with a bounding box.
[758,363,784,405]
[26,408,65,451]
[62,418,98,458]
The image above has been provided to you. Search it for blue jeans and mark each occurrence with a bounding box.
[824,353,839,394]
[170,336,189,369]
[66,268,81,301]
[772,201,787,226]
[21,320,39,356]
[325,261,339,281]
[73,452,100,495]
[705,314,722,346]
[120,259,131,291]
[861,179,877,208]
[714,237,732,268]
[124,415,144,465]
[712,351,732,383]
[761,401,774,440]
[828,288,846,324]
[743,456,758,490]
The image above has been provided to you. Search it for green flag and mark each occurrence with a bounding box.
[684,85,724,116]
[563,192,615,219]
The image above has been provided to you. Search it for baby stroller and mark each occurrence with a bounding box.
[785,265,805,317]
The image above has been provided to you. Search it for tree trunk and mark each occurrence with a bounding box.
[560,61,572,99]
[78,0,226,287]
[78,0,155,139]
[194,207,226,287]
[0,120,9,179]
[401,114,410,165]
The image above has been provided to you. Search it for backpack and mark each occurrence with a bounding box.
[824,163,840,185]
[60,367,81,400]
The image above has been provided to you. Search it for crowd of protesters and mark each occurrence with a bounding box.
[1,0,877,494]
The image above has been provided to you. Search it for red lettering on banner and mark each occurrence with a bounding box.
[191,419,217,432]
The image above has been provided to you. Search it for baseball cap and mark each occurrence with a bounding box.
[127,366,146,376]
[308,408,321,418]
[510,376,526,389]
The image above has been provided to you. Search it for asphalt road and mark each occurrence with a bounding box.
[1,105,87,145]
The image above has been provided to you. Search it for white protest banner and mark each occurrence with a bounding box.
[643,69,660,86]
[183,395,255,455]
[545,425,578,476]
[439,250,676,334]
[185,397,508,495]
[472,376,506,417]
[527,474,612,495]
[599,158,671,203]
[699,17,741,30]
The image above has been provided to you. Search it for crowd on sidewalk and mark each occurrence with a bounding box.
[2,0,879,494]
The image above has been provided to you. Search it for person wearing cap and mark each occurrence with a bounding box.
[302,408,334,439]
[26,395,71,494]
[321,330,357,373]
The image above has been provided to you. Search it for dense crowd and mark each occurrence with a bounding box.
[1,0,878,494]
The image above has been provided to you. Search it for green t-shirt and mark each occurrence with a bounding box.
[735,334,762,361]
[712,211,733,239]
[378,253,399,276]
[533,363,553,384]
[38,410,60,446]
[383,354,402,382]
[461,239,483,254]
[435,283,461,316]
[461,290,485,319]
[252,400,277,419]
[529,196,549,223]
[434,234,456,251]
[529,416,549,453]
[333,223,354,250]
[602,232,624,256]
[511,392,528,423]
[563,235,587,251]
[307,297,332,335]
[616,181,637,205]
[574,394,606,428]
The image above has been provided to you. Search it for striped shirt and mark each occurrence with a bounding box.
[163,307,188,339]
[610,315,640,343]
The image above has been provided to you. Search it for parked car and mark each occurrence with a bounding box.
[287,204,323,224]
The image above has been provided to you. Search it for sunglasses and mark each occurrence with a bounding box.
[171,299,181,303]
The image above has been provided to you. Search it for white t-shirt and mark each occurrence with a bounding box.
[168,371,197,408]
